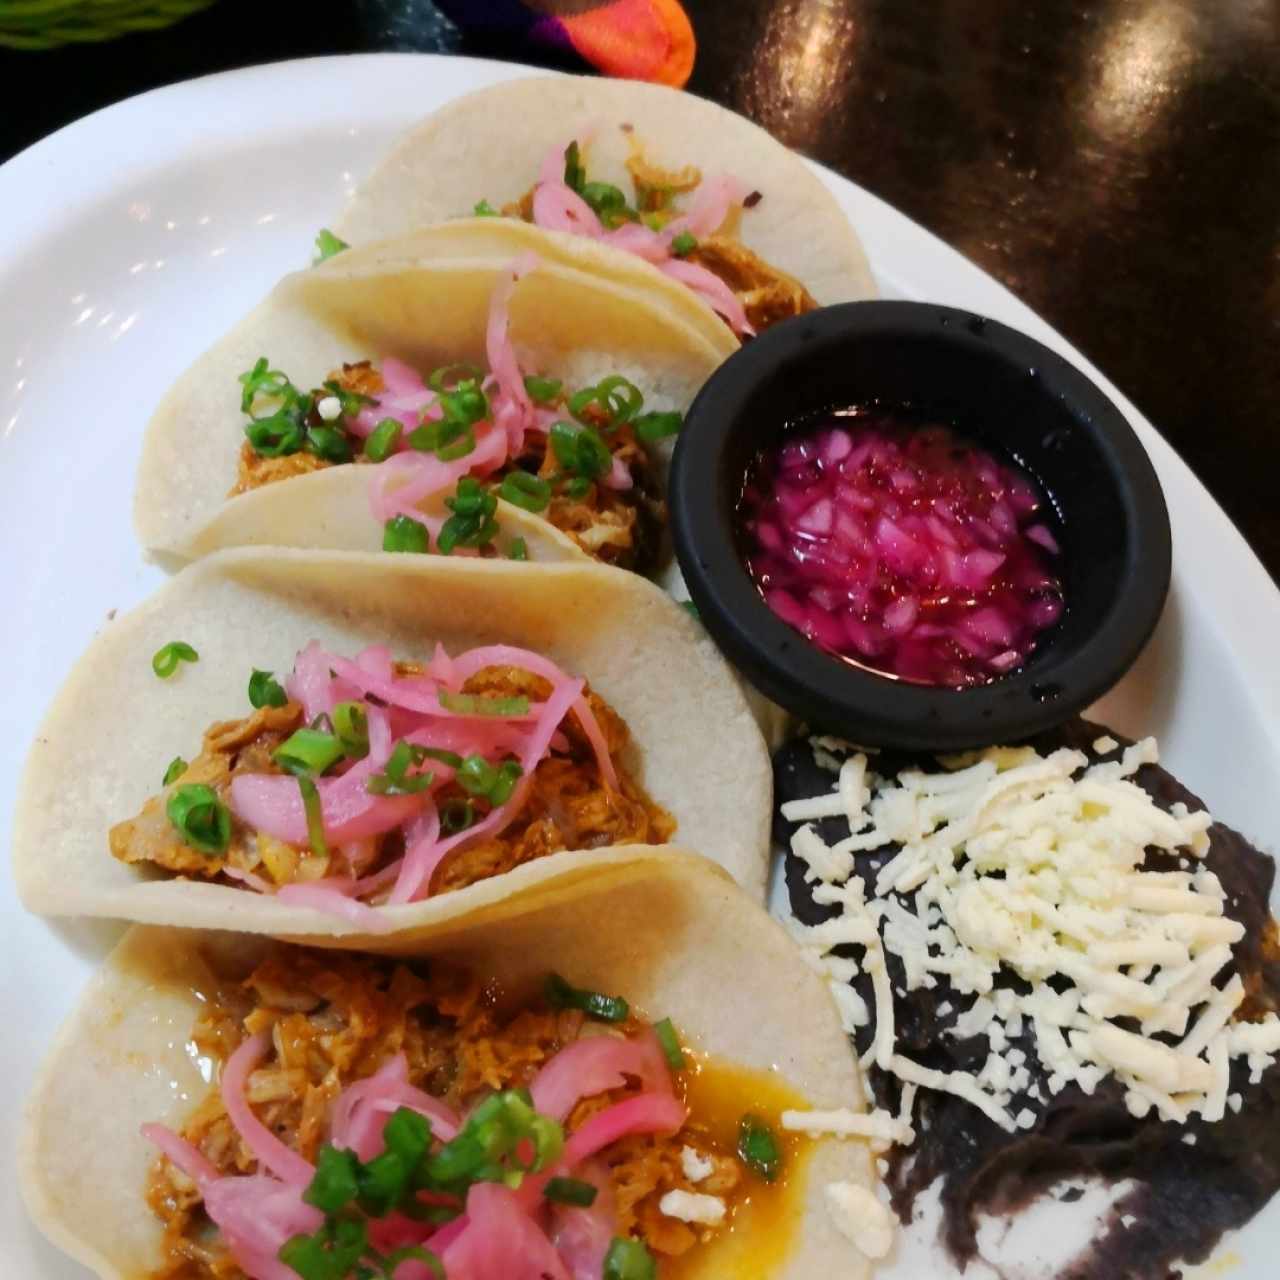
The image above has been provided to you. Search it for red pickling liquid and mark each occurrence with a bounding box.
[737,410,1065,689]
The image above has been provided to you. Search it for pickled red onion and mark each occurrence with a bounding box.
[329,1053,460,1159]
[660,258,754,335]
[140,1123,217,1190]
[220,1032,314,1187]
[442,1183,573,1280]
[530,1028,672,1121]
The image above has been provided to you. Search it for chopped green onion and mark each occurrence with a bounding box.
[545,1177,598,1207]
[152,641,198,679]
[302,1144,360,1215]
[439,382,488,427]
[378,1247,445,1280]
[508,537,529,561]
[313,228,349,264]
[737,1113,782,1182]
[550,420,612,482]
[653,1017,685,1070]
[366,740,435,796]
[565,476,592,500]
[274,728,345,777]
[162,756,187,786]
[473,199,499,217]
[417,747,463,768]
[279,1217,368,1280]
[499,470,551,513]
[581,181,629,221]
[438,477,500,554]
[310,712,334,734]
[438,689,530,718]
[383,515,430,554]
[428,362,485,393]
[435,427,476,462]
[166,784,231,856]
[544,973,629,1023]
[365,417,403,463]
[671,231,698,257]
[568,376,643,429]
[244,411,305,457]
[603,1238,657,1280]
[305,426,353,464]
[523,374,562,404]
[455,756,523,804]
[237,356,293,414]
[358,1107,432,1216]
[680,600,700,621]
[563,139,585,193]
[248,668,288,709]
[440,798,476,833]
[634,410,683,444]
[332,701,369,759]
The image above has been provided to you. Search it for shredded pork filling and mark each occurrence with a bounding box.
[146,950,741,1279]
[109,664,673,895]
[230,363,664,573]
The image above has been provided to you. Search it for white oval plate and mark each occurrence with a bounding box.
[1,54,1274,1280]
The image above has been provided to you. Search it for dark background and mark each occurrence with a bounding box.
[3,0,1277,576]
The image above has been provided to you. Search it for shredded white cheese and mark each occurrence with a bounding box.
[659,1190,725,1225]
[824,1180,896,1259]
[680,1146,715,1184]
[784,736,1280,1140]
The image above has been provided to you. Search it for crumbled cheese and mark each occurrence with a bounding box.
[659,1190,725,1225]
[680,1146,715,1183]
[784,736,1271,1138]
[781,1106,914,1148]
[316,394,342,421]
[825,1181,895,1260]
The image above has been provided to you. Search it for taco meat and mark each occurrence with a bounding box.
[146,948,748,1278]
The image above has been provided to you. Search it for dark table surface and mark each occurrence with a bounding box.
[3,0,1277,578]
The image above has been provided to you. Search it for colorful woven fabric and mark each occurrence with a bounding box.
[436,0,695,86]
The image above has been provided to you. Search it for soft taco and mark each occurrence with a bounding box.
[135,245,733,564]
[21,854,880,1280]
[334,74,877,338]
[13,548,772,939]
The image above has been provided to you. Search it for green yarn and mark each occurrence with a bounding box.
[0,0,215,50]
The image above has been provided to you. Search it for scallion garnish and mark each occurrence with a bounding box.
[273,728,345,777]
[365,417,403,463]
[238,356,293,415]
[437,689,530,717]
[545,1176,598,1207]
[302,1144,360,1215]
[671,231,697,257]
[279,1217,368,1280]
[417,746,464,768]
[680,600,700,621]
[544,973,629,1023]
[566,476,592,499]
[428,363,485,393]
[508,537,529,561]
[313,229,349,264]
[152,641,198,679]
[523,374,562,404]
[634,410,683,444]
[320,379,376,419]
[473,199,498,217]
[244,411,306,457]
[581,181,630,225]
[653,1017,685,1070]
[568,376,643,430]
[603,1238,657,1280]
[366,740,435,796]
[305,425,353,464]
[440,797,476,833]
[248,668,288,709]
[737,1113,782,1182]
[498,470,551,513]
[166,784,231,856]
[563,140,586,193]
[550,420,612,481]
[162,756,187,786]
[382,515,430,554]
[438,477,499,554]
[435,427,476,462]
[455,755,523,805]
[331,701,369,759]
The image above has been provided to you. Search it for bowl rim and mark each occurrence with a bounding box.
[669,300,1173,752]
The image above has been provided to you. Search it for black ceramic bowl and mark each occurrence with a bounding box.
[669,301,1172,752]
